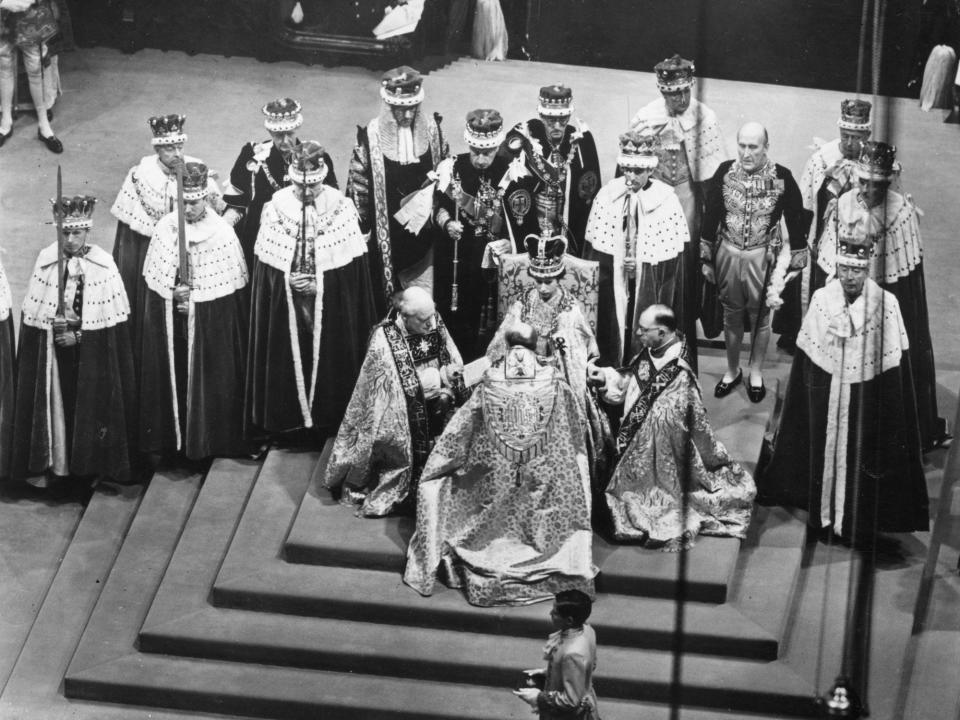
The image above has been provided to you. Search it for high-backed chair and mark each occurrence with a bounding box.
[496,253,600,332]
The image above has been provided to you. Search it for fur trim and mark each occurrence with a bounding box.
[21,244,129,330]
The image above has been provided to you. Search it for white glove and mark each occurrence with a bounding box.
[418,367,442,400]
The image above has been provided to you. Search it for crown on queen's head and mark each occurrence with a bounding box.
[856,140,897,180]
[180,162,209,201]
[618,128,660,170]
[381,66,424,107]
[51,195,97,229]
[263,97,303,133]
[464,108,505,150]
[148,114,187,147]
[524,233,567,280]
[654,54,695,92]
[538,84,573,118]
[838,98,872,131]
[288,141,328,186]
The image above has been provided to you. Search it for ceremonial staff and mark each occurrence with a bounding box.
[300,178,308,274]
[175,162,190,288]
[451,179,461,313]
[433,110,458,312]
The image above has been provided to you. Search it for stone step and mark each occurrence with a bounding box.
[66,654,815,720]
[211,561,778,659]
[63,437,810,720]
[137,604,809,712]
[284,489,742,604]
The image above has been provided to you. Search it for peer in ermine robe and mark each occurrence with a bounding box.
[815,141,946,450]
[138,163,250,460]
[110,114,221,363]
[12,196,136,484]
[246,142,376,439]
[221,97,338,272]
[761,238,928,540]
[404,328,596,606]
[585,128,692,367]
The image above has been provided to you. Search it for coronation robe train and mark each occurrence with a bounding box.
[584,176,693,367]
[599,339,755,550]
[0,259,14,477]
[223,140,338,271]
[347,109,447,316]
[404,346,596,606]
[817,189,945,449]
[139,210,250,459]
[110,154,222,359]
[324,315,466,517]
[246,185,376,436]
[504,118,601,257]
[762,279,928,538]
[12,243,136,482]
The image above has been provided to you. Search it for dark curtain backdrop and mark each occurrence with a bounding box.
[66,0,934,96]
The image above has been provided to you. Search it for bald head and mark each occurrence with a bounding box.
[638,304,677,333]
[736,122,769,174]
[398,287,437,334]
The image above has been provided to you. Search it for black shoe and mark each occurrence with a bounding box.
[714,369,742,398]
[747,380,766,404]
[0,126,11,148]
[38,129,63,154]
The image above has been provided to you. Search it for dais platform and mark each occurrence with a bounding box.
[41,353,812,718]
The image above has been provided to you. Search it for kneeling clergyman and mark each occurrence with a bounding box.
[13,196,137,485]
[761,232,928,542]
[324,287,466,517]
[246,142,376,440]
[404,323,596,606]
[590,304,755,551]
[139,162,250,461]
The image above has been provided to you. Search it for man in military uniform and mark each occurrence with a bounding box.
[433,108,537,361]
[346,66,449,316]
[701,122,809,403]
[503,84,601,257]
[110,114,222,359]
[222,97,338,272]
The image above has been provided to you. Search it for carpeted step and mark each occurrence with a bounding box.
[210,561,778,659]
[66,653,816,720]
[137,604,810,714]
[284,489,742,604]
